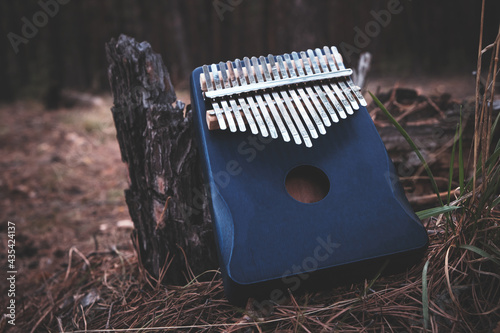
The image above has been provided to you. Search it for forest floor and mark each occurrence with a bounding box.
[0,74,485,331]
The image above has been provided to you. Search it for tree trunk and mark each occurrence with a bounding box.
[105,35,218,285]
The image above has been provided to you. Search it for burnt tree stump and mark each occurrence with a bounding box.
[106,35,218,284]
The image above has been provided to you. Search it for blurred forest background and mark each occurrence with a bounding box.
[0,0,499,106]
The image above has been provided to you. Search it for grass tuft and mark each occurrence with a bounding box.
[370,92,444,207]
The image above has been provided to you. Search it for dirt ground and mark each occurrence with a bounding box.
[0,75,477,328]
[0,97,131,295]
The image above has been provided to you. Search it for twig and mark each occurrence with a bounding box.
[65,246,93,282]
[425,96,446,119]
[394,101,422,123]
[30,306,55,333]
[177,244,196,283]
[80,304,87,331]
[57,316,64,333]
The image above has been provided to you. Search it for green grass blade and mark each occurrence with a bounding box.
[458,107,464,195]
[416,206,461,220]
[370,92,443,206]
[459,244,500,266]
[422,259,430,329]
[445,125,459,232]
[492,195,500,210]
[448,124,459,204]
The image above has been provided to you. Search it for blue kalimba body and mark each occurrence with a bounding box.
[190,47,428,305]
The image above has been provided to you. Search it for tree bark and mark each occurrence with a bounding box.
[105,35,218,285]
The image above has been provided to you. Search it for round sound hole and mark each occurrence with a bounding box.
[285,165,330,203]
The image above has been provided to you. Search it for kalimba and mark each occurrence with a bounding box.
[190,46,428,305]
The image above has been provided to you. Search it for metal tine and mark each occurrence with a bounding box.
[234,59,247,86]
[245,57,278,139]
[315,48,351,118]
[251,56,265,83]
[211,64,222,90]
[292,52,331,127]
[202,65,214,92]
[291,52,305,76]
[299,51,313,75]
[227,61,239,87]
[203,65,227,130]
[284,53,326,135]
[259,55,273,83]
[323,46,358,111]
[260,56,301,144]
[268,55,311,147]
[253,56,291,142]
[283,54,296,77]
[219,61,231,89]
[331,46,367,106]
[268,55,281,80]
[211,64,237,132]
[277,55,318,140]
[220,61,246,132]
[243,57,256,84]
[227,61,259,134]
[221,102,237,132]
[236,58,269,137]
[306,50,340,123]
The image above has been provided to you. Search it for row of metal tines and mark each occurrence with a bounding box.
[201,46,367,147]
